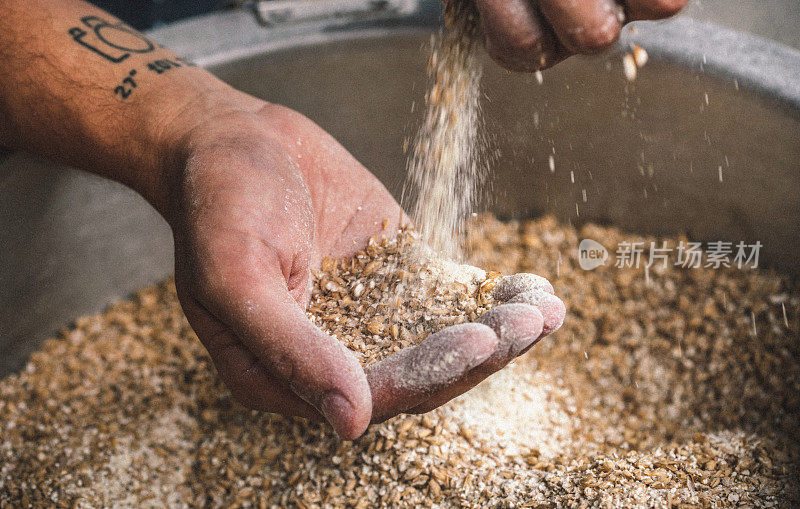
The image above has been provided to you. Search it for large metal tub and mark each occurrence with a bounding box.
[1,0,799,376]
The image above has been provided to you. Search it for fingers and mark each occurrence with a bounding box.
[475,0,569,71]
[184,299,321,420]
[367,323,498,423]
[408,302,544,414]
[239,286,372,439]
[493,273,566,338]
[493,273,554,300]
[188,263,373,439]
[508,289,567,337]
[408,270,565,414]
[624,0,688,21]
[538,0,623,55]
[476,0,687,72]
[368,270,566,422]
[478,303,545,357]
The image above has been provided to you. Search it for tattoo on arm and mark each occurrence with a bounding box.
[147,58,194,74]
[69,16,196,100]
[113,69,137,99]
[112,58,196,100]
[69,16,155,63]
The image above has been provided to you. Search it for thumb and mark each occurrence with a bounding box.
[210,270,372,440]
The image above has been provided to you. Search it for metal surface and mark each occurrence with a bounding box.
[250,0,416,27]
[0,155,174,375]
[2,0,799,376]
[682,0,800,51]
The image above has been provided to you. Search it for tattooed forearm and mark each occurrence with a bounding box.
[1,0,239,210]
[113,68,137,99]
[68,15,196,100]
[68,16,155,63]
[147,57,195,74]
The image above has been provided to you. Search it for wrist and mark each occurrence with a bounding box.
[130,73,265,222]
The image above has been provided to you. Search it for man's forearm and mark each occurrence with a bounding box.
[0,0,259,215]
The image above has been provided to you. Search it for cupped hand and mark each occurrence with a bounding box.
[475,0,688,71]
[165,102,564,439]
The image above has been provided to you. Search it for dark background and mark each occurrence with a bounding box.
[89,0,228,29]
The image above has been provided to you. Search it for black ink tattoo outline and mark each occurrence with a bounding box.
[146,58,185,74]
[113,69,137,100]
[69,16,155,63]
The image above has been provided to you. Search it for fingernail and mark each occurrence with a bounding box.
[320,391,356,440]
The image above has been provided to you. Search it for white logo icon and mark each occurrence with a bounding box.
[578,238,609,270]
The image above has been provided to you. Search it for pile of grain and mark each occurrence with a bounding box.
[307,229,499,366]
[2,215,799,507]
